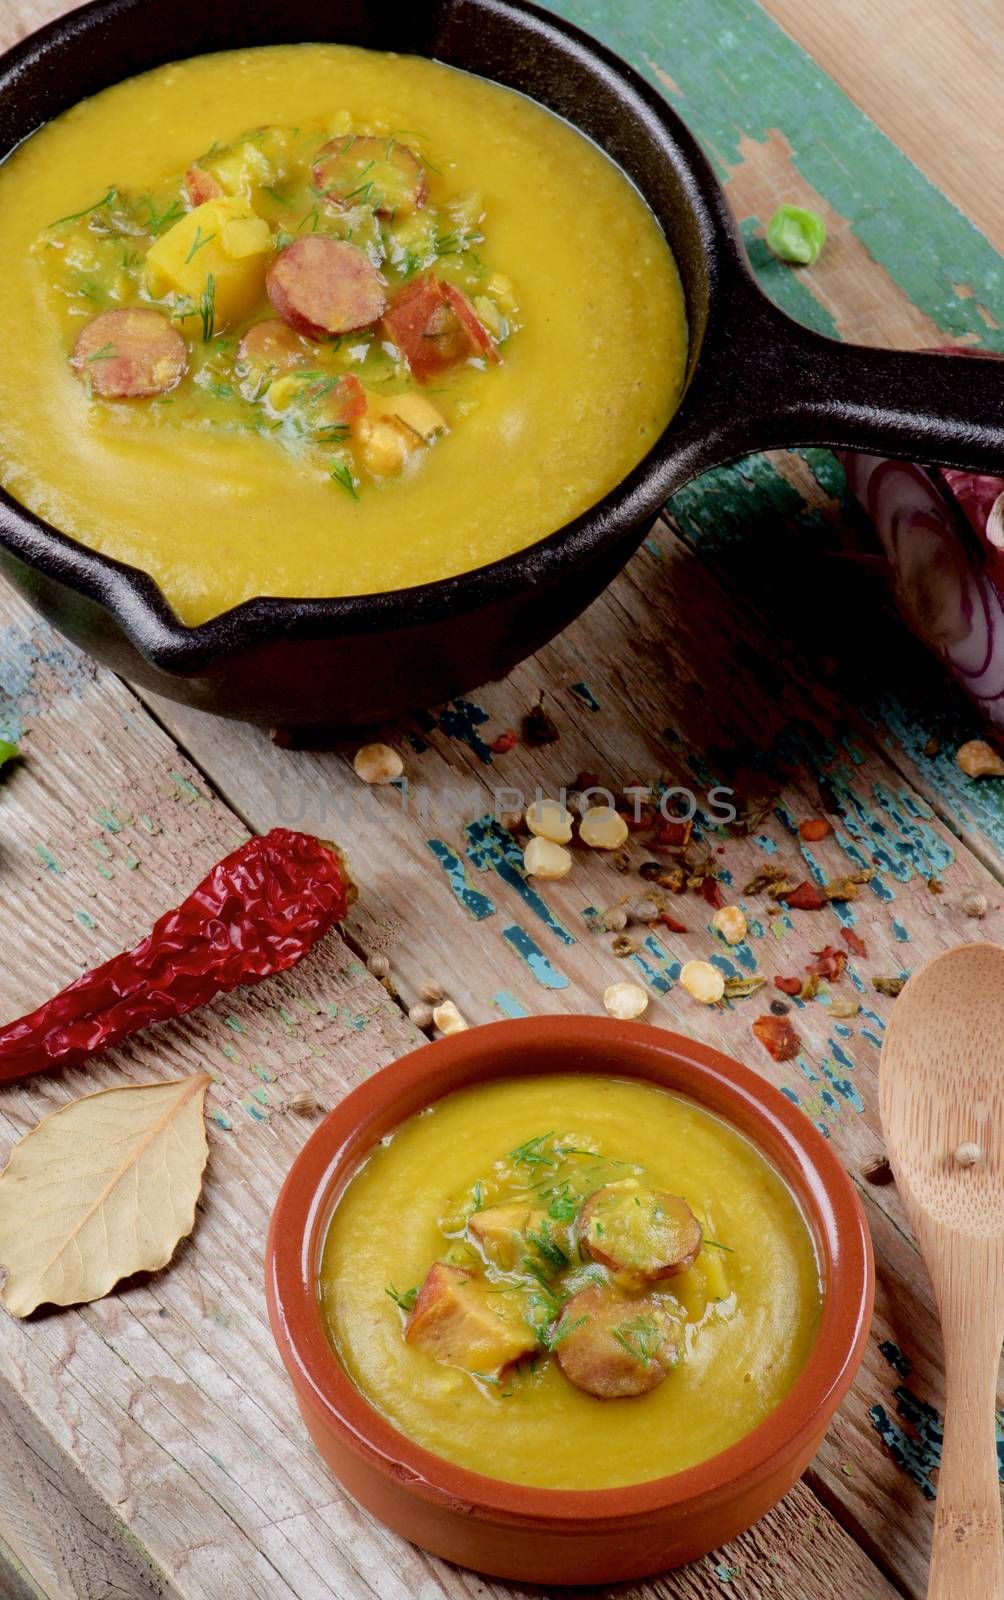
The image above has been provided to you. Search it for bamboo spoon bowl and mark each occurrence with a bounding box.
[880,942,1004,1600]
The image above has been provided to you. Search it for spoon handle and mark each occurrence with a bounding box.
[929,1251,1004,1600]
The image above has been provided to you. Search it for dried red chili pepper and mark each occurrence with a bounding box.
[806,946,848,980]
[841,927,868,958]
[781,880,827,911]
[700,876,723,910]
[0,829,354,1082]
[658,912,689,933]
[653,818,693,851]
[490,729,516,755]
[798,819,831,842]
[752,1013,801,1062]
[774,976,803,996]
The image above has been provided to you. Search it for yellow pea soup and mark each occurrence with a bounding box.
[319,1074,822,1490]
[0,44,687,625]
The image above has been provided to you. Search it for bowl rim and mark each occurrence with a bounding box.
[265,1014,874,1525]
[0,0,748,672]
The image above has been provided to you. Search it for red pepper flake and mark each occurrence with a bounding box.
[773,976,803,996]
[840,928,868,959]
[490,729,516,755]
[658,912,689,933]
[799,819,832,842]
[654,818,693,850]
[0,829,354,1082]
[806,945,848,980]
[700,876,723,909]
[752,1013,802,1062]
[781,880,827,911]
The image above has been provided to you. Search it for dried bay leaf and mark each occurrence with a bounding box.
[0,1073,210,1317]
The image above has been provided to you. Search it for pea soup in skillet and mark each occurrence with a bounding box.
[0,44,688,624]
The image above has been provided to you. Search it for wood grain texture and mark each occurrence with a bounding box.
[0,0,1002,1596]
[759,0,1004,256]
[881,947,1004,1599]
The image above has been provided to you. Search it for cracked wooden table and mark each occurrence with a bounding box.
[1,1,1003,1596]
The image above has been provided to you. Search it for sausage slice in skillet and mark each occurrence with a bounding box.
[383,274,497,383]
[70,307,188,399]
[313,134,428,217]
[267,236,387,338]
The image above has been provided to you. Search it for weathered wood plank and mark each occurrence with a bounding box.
[0,587,898,1600]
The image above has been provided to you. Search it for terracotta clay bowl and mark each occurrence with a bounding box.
[265,1015,874,1584]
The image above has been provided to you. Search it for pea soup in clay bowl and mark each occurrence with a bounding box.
[265,1015,874,1584]
[0,1,1001,728]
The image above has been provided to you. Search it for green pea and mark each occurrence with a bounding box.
[765,204,826,266]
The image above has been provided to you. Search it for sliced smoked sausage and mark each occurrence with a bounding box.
[578,1184,702,1281]
[70,307,188,399]
[383,274,497,383]
[266,237,387,338]
[313,134,428,217]
[553,1283,681,1399]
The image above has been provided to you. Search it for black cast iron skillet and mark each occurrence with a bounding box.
[1,0,1002,727]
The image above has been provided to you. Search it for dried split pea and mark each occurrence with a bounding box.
[679,960,725,1005]
[579,806,629,850]
[603,982,649,1020]
[523,837,573,879]
[353,742,403,784]
[711,905,747,945]
[433,999,468,1035]
[525,798,574,844]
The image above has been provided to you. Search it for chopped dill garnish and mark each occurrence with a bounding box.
[200,274,216,342]
[185,226,216,264]
[611,1313,662,1367]
[262,185,292,207]
[526,1226,569,1272]
[541,1310,588,1351]
[546,1186,579,1225]
[314,423,350,444]
[471,1180,486,1213]
[330,460,360,500]
[48,187,118,228]
[297,205,321,234]
[702,1238,734,1253]
[385,1284,418,1312]
[470,1370,501,1386]
[85,342,117,364]
[144,196,185,236]
[344,180,375,206]
[509,1133,556,1170]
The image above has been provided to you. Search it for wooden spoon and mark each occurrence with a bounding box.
[880,942,1004,1599]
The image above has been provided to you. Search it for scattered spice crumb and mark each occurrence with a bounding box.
[780,880,827,911]
[927,876,944,895]
[840,927,867,958]
[861,1154,894,1185]
[723,975,766,1000]
[806,946,847,981]
[923,734,940,758]
[752,1012,801,1061]
[490,729,516,755]
[872,976,906,997]
[829,999,859,1019]
[522,693,560,746]
[774,976,802,996]
[612,933,639,958]
[798,819,831,842]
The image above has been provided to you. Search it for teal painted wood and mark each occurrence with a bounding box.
[544,0,1004,860]
[544,0,1004,346]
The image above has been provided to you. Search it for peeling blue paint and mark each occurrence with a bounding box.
[436,699,494,763]
[426,838,496,921]
[493,990,530,1018]
[569,681,601,712]
[466,815,575,946]
[501,925,569,989]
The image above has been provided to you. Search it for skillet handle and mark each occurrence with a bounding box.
[670,296,1004,484]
